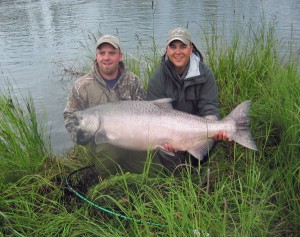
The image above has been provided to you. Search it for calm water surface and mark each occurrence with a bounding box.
[0,0,299,154]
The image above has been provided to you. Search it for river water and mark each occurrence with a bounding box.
[0,0,299,154]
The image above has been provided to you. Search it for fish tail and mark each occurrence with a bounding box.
[224,100,258,151]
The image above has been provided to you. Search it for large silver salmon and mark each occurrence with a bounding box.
[74,99,257,160]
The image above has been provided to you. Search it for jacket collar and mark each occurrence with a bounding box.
[92,60,125,85]
[163,52,201,80]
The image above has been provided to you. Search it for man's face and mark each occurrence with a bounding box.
[166,40,193,73]
[96,43,122,77]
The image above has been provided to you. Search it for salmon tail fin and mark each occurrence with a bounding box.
[224,100,258,151]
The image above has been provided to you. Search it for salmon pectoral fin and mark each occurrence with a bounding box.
[156,145,175,156]
[95,131,110,145]
[188,139,214,161]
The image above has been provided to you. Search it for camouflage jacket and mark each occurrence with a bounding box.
[64,60,146,145]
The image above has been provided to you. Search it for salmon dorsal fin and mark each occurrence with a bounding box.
[152,98,173,109]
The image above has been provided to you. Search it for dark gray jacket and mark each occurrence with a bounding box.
[147,47,219,120]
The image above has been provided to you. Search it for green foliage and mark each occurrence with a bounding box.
[123,35,163,91]
[204,18,281,105]
[0,87,50,184]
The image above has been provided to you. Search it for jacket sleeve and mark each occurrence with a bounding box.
[197,65,220,119]
[63,84,94,145]
[130,74,147,101]
[117,70,146,101]
[147,65,166,100]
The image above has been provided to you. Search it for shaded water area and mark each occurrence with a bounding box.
[0,0,299,154]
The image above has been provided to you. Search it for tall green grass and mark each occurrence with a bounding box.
[1,18,299,236]
[0,87,50,184]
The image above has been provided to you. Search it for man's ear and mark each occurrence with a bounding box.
[189,43,193,54]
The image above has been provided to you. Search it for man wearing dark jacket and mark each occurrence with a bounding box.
[147,27,228,173]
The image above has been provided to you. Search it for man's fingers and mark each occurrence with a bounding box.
[222,131,226,139]
[214,131,232,141]
[163,143,177,152]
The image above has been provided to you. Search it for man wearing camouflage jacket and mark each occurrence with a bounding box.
[64,34,161,177]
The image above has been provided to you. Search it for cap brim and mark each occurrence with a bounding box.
[166,37,190,46]
[96,41,119,49]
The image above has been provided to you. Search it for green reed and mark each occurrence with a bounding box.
[0,87,50,184]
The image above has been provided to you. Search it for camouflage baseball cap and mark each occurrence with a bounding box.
[166,27,192,46]
[96,35,120,49]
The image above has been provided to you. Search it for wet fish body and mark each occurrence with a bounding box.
[75,99,257,160]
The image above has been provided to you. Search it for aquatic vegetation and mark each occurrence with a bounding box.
[0,88,49,184]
